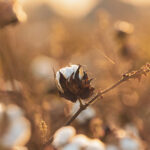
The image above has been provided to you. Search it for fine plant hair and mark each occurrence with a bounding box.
[43,63,150,147]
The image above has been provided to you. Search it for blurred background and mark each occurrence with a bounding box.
[0,0,150,149]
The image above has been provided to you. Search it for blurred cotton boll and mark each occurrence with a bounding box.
[67,134,89,149]
[71,101,96,124]
[61,135,90,150]
[0,103,31,149]
[30,55,58,80]
[85,139,106,150]
[106,145,119,150]
[61,143,80,150]
[119,136,141,150]
[45,0,101,19]
[52,126,76,148]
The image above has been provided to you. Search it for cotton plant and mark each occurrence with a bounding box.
[53,126,76,149]
[55,64,94,104]
[44,63,150,149]
[116,128,144,150]
[106,145,119,150]
[52,126,106,150]
[0,103,31,149]
[119,136,142,150]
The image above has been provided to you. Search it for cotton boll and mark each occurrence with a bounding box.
[6,104,24,120]
[56,64,81,93]
[56,64,94,103]
[0,104,31,148]
[61,143,80,150]
[119,136,140,150]
[53,126,76,148]
[106,145,119,150]
[71,134,89,148]
[85,139,106,150]
[56,65,81,82]
[62,134,89,150]
[125,124,139,137]
[71,101,96,124]
[2,118,31,147]
[30,55,58,80]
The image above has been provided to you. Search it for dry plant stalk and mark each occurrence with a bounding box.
[43,63,150,147]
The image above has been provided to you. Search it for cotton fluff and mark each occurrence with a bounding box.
[119,136,140,150]
[0,104,31,148]
[85,139,106,150]
[106,145,119,150]
[61,143,81,150]
[56,65,83,93]
[62,134,89,150]
[30,55,58,80]
[71,101,96,124]
[53,126,76,148]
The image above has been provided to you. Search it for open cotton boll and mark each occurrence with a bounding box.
[53,126,76,148]
[106,145,119,150]
[61,143,81,150]
[125,124,139,137]
[62,134,89,150]
[5,80,22,92]
[0,104,31,148]
[56,64,83,93]
[119,136,140,150]
[71,101,96,124]
[6,104,24,120]
[55,64,94,103]
[56,65,81,81]
[2,118,31,147]
[71,134,89,148]
[85,139,106,150]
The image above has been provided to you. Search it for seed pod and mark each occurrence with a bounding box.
[56,65,94,103]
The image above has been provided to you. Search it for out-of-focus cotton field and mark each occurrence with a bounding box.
[0,0,150,150]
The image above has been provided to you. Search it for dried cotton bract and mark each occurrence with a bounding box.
[56,65,94,103]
